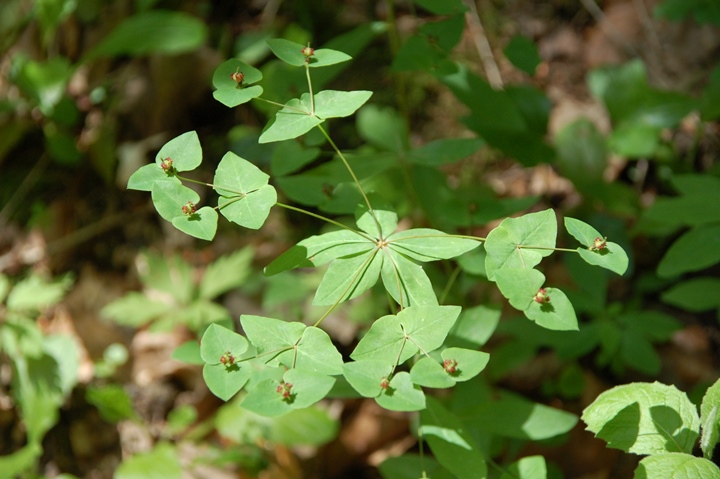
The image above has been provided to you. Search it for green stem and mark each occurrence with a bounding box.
[254,96,310,115]
[305,63,315,115]
[317,124,382,237]
[438,265,461,305]
[518,245,578,253]
[175,174,245,196]
[275,202,375,242]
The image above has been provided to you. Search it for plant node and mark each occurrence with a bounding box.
[534,288,550,304]
[181,202,197,215]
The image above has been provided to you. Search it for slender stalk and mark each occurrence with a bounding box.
[176,174,245,196]
[438,265,462,305]
[275,202,375,242]
[305,63,315,115]
[254,96,310,115]
[518,245,578,253]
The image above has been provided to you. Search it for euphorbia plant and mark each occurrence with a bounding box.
[127,37,628,477]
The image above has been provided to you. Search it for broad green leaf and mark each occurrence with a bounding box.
[620,332,661,375]
[150,181,199,221]
[214,152,276,229]
[313,249,382,305]
[485,209,557,280]
[500,456,547,479]
[504,35,541,76]
[661,277,720,312]
[200,324,249,364]
[172,341,202,365]
[379,454,454,479]
[343,359,393,398]
[350,314,415,364]
[295,327,343,375]
[171,206,218,240]
[240,315,306,359]
[441,347,489,382]
[309,48,353,68]
[582,382,700,454]
[387,228,480,261]
[410,357,456,388]
[270,407,339,446]
[199,248,253,299]
[355,197,398,238]
[127,163,179,191]
[381,249,439,307]
[555,119,607,190]
[421,397,487,479]
[524,287,578,331]
[212,59,263,107]
[642,193,720,229]
[267,39,352,68]
[270,140,321,176]
[115,443,182,479]
[85,11,207,60]
[419,14,465,52]
[564,216,602,244]
[156,130,203,172]
[375,372,426,411]
[407,138,484,166]
[493,268,546,311]
[203,363,251,401]
[86,384,137,423]
[137,252,194,304]
[634,454,720,479]
[259,94,321,143]
[658,224,720,277]
[448,305,501,348]
[615,311,682,342]
[399,305,461,354]
[464,389,578,440]
[357,104,408,153]
[7,275,70,312]
[414,0,468,15]
[701,379,720,459]
[313,90,373,119]
[577,243,628,276]
[43,335,79,396]
[242,369,335,416]
[264,229,373,275]
[0,443,42,478]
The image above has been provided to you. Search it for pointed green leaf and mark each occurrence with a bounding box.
[379,454,454,479]
[494,268,545,310]
[420,397,487,479]
[296,327,343,375]
[407,138,484,166]
[381,249,439,307]
[171,206,217,240]
[267,39,352,67]
[127,163,179,191]
[202,363,250,401]
[388,228,480,261]
[100,292,172,327]
[661,277,720,312]
[309,48,353,68]
[313,249,382,305]
[564,217,602,244]
[240,315,305,362]
[157,130,202,172]
[701,378,720,459]
[500,456,547,479]
[313,90,373,119]
[212,59,263,107]
[150,181,199,221]
[200,324,248,364]
[264,230,374,276]
[214,151,269,193]
[241,378,294,417]
[524,287,578,331]
[399,305,461,353]
[448,305,501,348]
[199,248,253,300]
[350,314,415,364]
[343,359,393,398]
[441,347,489,382]
[283,368,336,409]
[375,372,426,411]
[218,184,276,230]
[355,197,398,238]
[634,454,720,479]
[582,382,700,454]
[270,140,321,176]
[410,357,455,388]
[658,224,720,278]
[577,242,628,276]
[485,209,557,280]
[259,95,322,143]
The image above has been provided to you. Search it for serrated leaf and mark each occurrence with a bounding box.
[485,209,557,280]
[313,90,373,119]
[343,359,393,398]
[441,347,489,382]
[150,181,199,221]
[387,228,480,261]
[296,327,343,375]
[399,305,461,353]
[375,372,426,411]
[494,268,545,310]
[171,206,218,240]
[7,275,70,312]
[634,454,720,479]
[200,324,249,364]
[313,249,382,305]
[658,224,720,278]
[199,248,253,299]
[202,363,251,401]
[212,59,263,107]
[524,287,578,331]
[381,249,439,308]
[410,357,455,388]
[582,382,700,455]
[350,314,414,364]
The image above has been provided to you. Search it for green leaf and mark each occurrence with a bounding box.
[200,324,249,364]
[504,35,541,76]
[654,0,720,25]
[565,217,628,275]
[381,249,439,307]
[241,369,335,416]
[485,209,557,280]
[420,397,487,479]
[355,196,398,238]
[171,341,203,365]
[313,90,373,119]
[387,228,480,261]
[7,275,70,312]
[115,443,182,479]
[86,384,137,423]
[350,314,414,364]
[127,163,179,191]
[270,407,339,446]
[270,140,321,176]
[448,305,501,348]
[582,382,700,454]
[295,327,343,375]
[212,59,263,108]
[202,362,251,401]
[267,39,352,68]
[500,456,547,479]
[407,138,484,166]
[555,119,608,190]
[414,0,468,15]
[0,444,43,479]
[259,94,322,143]
[524,287,578,331]
[343,359,394,398]
[199,247,253,299]
[240,315,305,365]
[661,277,720,312]
[441,347,489,382]
[701,379,720,459]
[634,454,720,479]
[157,130,203,172]
[494,268,546,311]
[313,249,383,305]
[410,357,456,388]
[171,206,218,240]
[309,48,353,68]
[357,105,408,153]
[137,251,194,304]
[0,275,10,303]
[150,181,199,221]
[399,305,461,354]
[658,224,720,278]
[84,11,207,60]
[380,454,454,479]
[214,151,276,230]
[375,372,426,411]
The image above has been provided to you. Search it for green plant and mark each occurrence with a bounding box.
[126,31,629,477]
[583,378,720,477]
